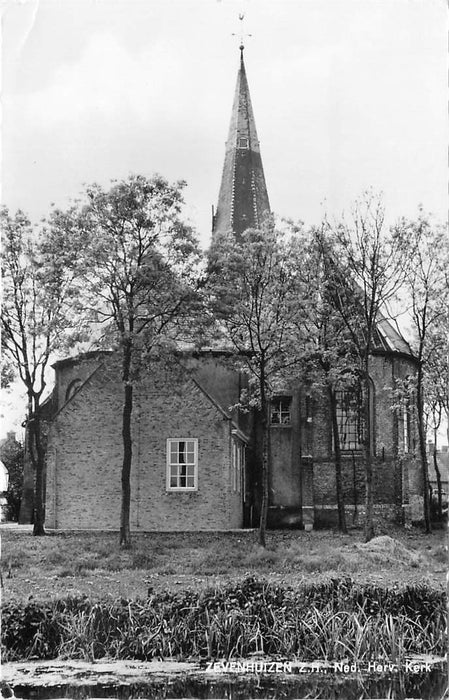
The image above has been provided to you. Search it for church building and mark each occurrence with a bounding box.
[37,47,423,531]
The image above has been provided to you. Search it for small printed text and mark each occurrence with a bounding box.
[205,660,434,675]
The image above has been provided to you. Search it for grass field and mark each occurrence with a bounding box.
[1,525,446,603]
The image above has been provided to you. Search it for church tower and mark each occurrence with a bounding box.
[212,46,271,240]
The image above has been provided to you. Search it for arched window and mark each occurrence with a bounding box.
[65,379,83,402]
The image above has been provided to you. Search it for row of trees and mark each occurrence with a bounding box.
[2,176,448,545]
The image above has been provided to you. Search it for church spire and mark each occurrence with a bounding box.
[212,45,271,240]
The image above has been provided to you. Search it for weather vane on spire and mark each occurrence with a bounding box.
[232,12,252,56]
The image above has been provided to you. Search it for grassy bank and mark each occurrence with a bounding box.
[1,527,446,602]
[2,577,446,663]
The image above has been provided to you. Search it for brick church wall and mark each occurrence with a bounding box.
[44,348,421,532]
[46,360,243,531]
[310,353,420,527]
[53,352,112,411]
[46,364,124,530]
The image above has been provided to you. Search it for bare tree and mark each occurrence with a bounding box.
[292,227,364,533]
[393,213,449,532]
[425,337,449,520]
[207,223,306,546]
[320,194,407,541]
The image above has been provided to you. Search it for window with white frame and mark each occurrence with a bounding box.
[271,397,292,425]
[166,439,198,491]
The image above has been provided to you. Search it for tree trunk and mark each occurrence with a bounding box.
[258,402,270,548]
[362,370,375,542]
[352,451,358,524]
[433,448,443,520]
[364,451,374,541]
[119,341,133,548]
[32,400,46,536]
[24,393,46,536]
[416,368,432,533]
[19,395,35,524]
[329,386,347,533]
[447,406,449,451]
[433,436,442,521]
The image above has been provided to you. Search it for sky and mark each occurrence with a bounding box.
[1,0,447,438]
[2,0,447,242]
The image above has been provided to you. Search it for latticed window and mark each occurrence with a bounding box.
[335,389,365,451]
[166,439,198,491]
[271,397,292,425]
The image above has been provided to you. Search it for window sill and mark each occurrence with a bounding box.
[166,488,199,493]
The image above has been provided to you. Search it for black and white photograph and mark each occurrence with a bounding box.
[1,1,447,698]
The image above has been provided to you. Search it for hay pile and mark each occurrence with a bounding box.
[356,535,421,566]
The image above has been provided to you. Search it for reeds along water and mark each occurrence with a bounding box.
[2,577,446,662]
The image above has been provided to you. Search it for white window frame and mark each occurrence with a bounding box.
[271,397,292,425]
[166,438,198,492]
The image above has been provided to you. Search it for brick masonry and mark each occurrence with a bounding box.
[46,357,244,531]
[308,354,423,527]
[44,350,424,531]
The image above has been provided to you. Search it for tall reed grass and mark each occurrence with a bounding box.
[2,577,445,662]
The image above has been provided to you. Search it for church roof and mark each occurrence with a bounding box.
[373,312,415,358]
[212,46,270,240]
[52,350,113,369]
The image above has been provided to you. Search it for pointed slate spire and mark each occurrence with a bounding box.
[212,46,271,240]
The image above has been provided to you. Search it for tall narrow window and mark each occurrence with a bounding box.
[398,399,411,453]
[166,439,198,491]
[271,397,292,425]
[335,388,365,451]
[403,404,410,453]
[232,439,245,493]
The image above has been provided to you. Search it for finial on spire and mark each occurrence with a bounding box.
[232,12,252,56]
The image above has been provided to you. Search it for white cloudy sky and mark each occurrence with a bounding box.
[1,0,447,437]
[2,0,447,246]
